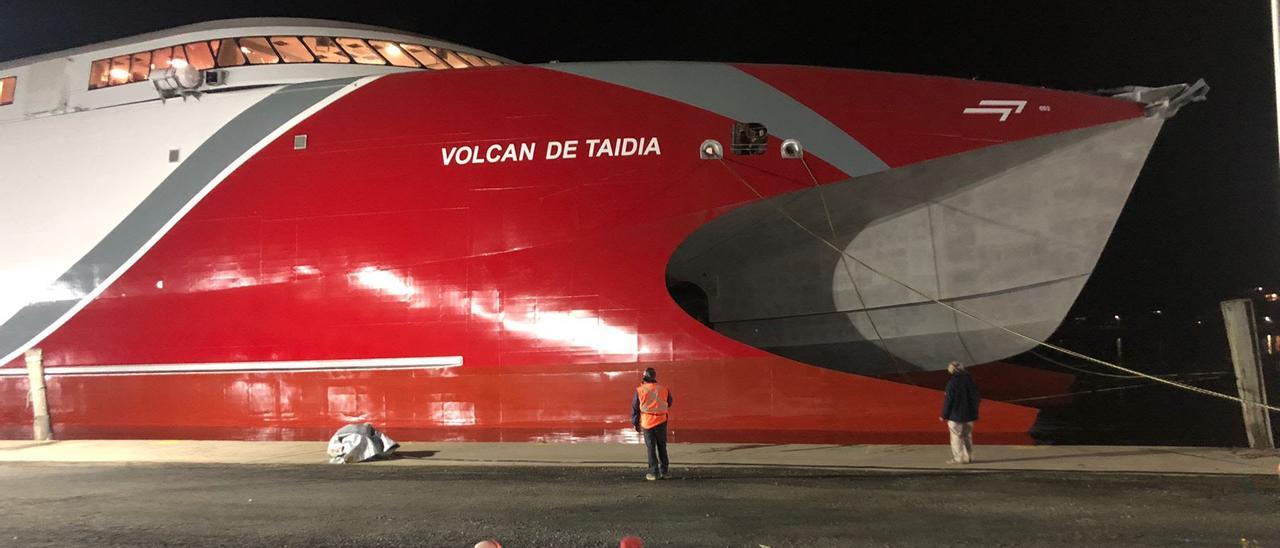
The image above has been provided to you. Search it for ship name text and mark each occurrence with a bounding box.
[441,137,662,166]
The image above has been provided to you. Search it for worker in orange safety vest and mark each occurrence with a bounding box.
[631,367,673,481]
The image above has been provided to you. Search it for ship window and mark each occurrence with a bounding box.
[151,47,173,71]
[129,51,152,82]
[86,34,509,92]
[215,38,246,67]
[89,59,111,89]
[457,52,487,67]
[271,37,315,63]
[169,45,188,67]
[731,122,769,155]
[303,36,351,63]
[336,38,386,65]
[0,76,15,106]
[431,47,471,69]
[238,37,280,65]
[109,56,131,85]
[183,42,215,70]
[400,43,448,70]
[367,40,420,68]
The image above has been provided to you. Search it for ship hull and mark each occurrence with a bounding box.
[0,62,1156,443]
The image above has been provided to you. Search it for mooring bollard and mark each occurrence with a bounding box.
[24,348,52,441]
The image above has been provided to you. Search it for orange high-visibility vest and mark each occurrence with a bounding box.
[637,382,670,429]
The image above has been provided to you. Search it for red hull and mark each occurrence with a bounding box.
[1,64,1144,443]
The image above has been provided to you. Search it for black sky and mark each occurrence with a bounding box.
[2,1,1277,314]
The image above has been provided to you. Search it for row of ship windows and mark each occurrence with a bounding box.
[0,76,14,106]
[89,36,505,89]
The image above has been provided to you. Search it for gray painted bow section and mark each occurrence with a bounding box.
[545,62,888,178]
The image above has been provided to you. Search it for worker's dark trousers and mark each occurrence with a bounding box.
[643,422,669,475]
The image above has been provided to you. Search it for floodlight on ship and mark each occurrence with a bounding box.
[149,60,204,100]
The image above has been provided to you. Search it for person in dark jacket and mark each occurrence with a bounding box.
[632,367,673,480]
[939,360,980,464]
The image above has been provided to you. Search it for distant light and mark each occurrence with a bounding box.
[109,68,129,79]
[1196,320,1204,326]
[1267,316,1274,323]
[1257,286,1265,292]
[1113,314,1121,321]
[1153,310,1162,315]
[171,58,188,68]
[1267,293,1279,302]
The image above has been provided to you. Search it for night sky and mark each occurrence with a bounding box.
[2,1,1276,317]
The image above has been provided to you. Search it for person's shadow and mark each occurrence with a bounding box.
[391,450,438,460]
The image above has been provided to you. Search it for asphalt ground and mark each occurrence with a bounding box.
[0,463,1276,547]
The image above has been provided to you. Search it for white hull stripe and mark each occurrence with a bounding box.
[0,356,461,377]
[0,76,377,367]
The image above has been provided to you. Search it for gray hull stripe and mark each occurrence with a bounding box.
[0,78,360,362]
[545,62,888,177]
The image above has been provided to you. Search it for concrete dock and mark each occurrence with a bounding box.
[2,441,1277,546]
[1,440,1276,475]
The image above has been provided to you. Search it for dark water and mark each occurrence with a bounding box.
[1012,308,1278,446]
[1008,330,1269,445]
[1028,369,1253,446]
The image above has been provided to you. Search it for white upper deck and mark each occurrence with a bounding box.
[0,18,515,122]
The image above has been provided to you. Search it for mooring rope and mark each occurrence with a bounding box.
[797,156,915,382]
[1029,350,1142,379]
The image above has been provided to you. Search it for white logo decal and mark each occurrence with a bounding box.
[962,100,1028,122]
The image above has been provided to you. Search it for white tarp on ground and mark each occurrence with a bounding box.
[326,423,399,464]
